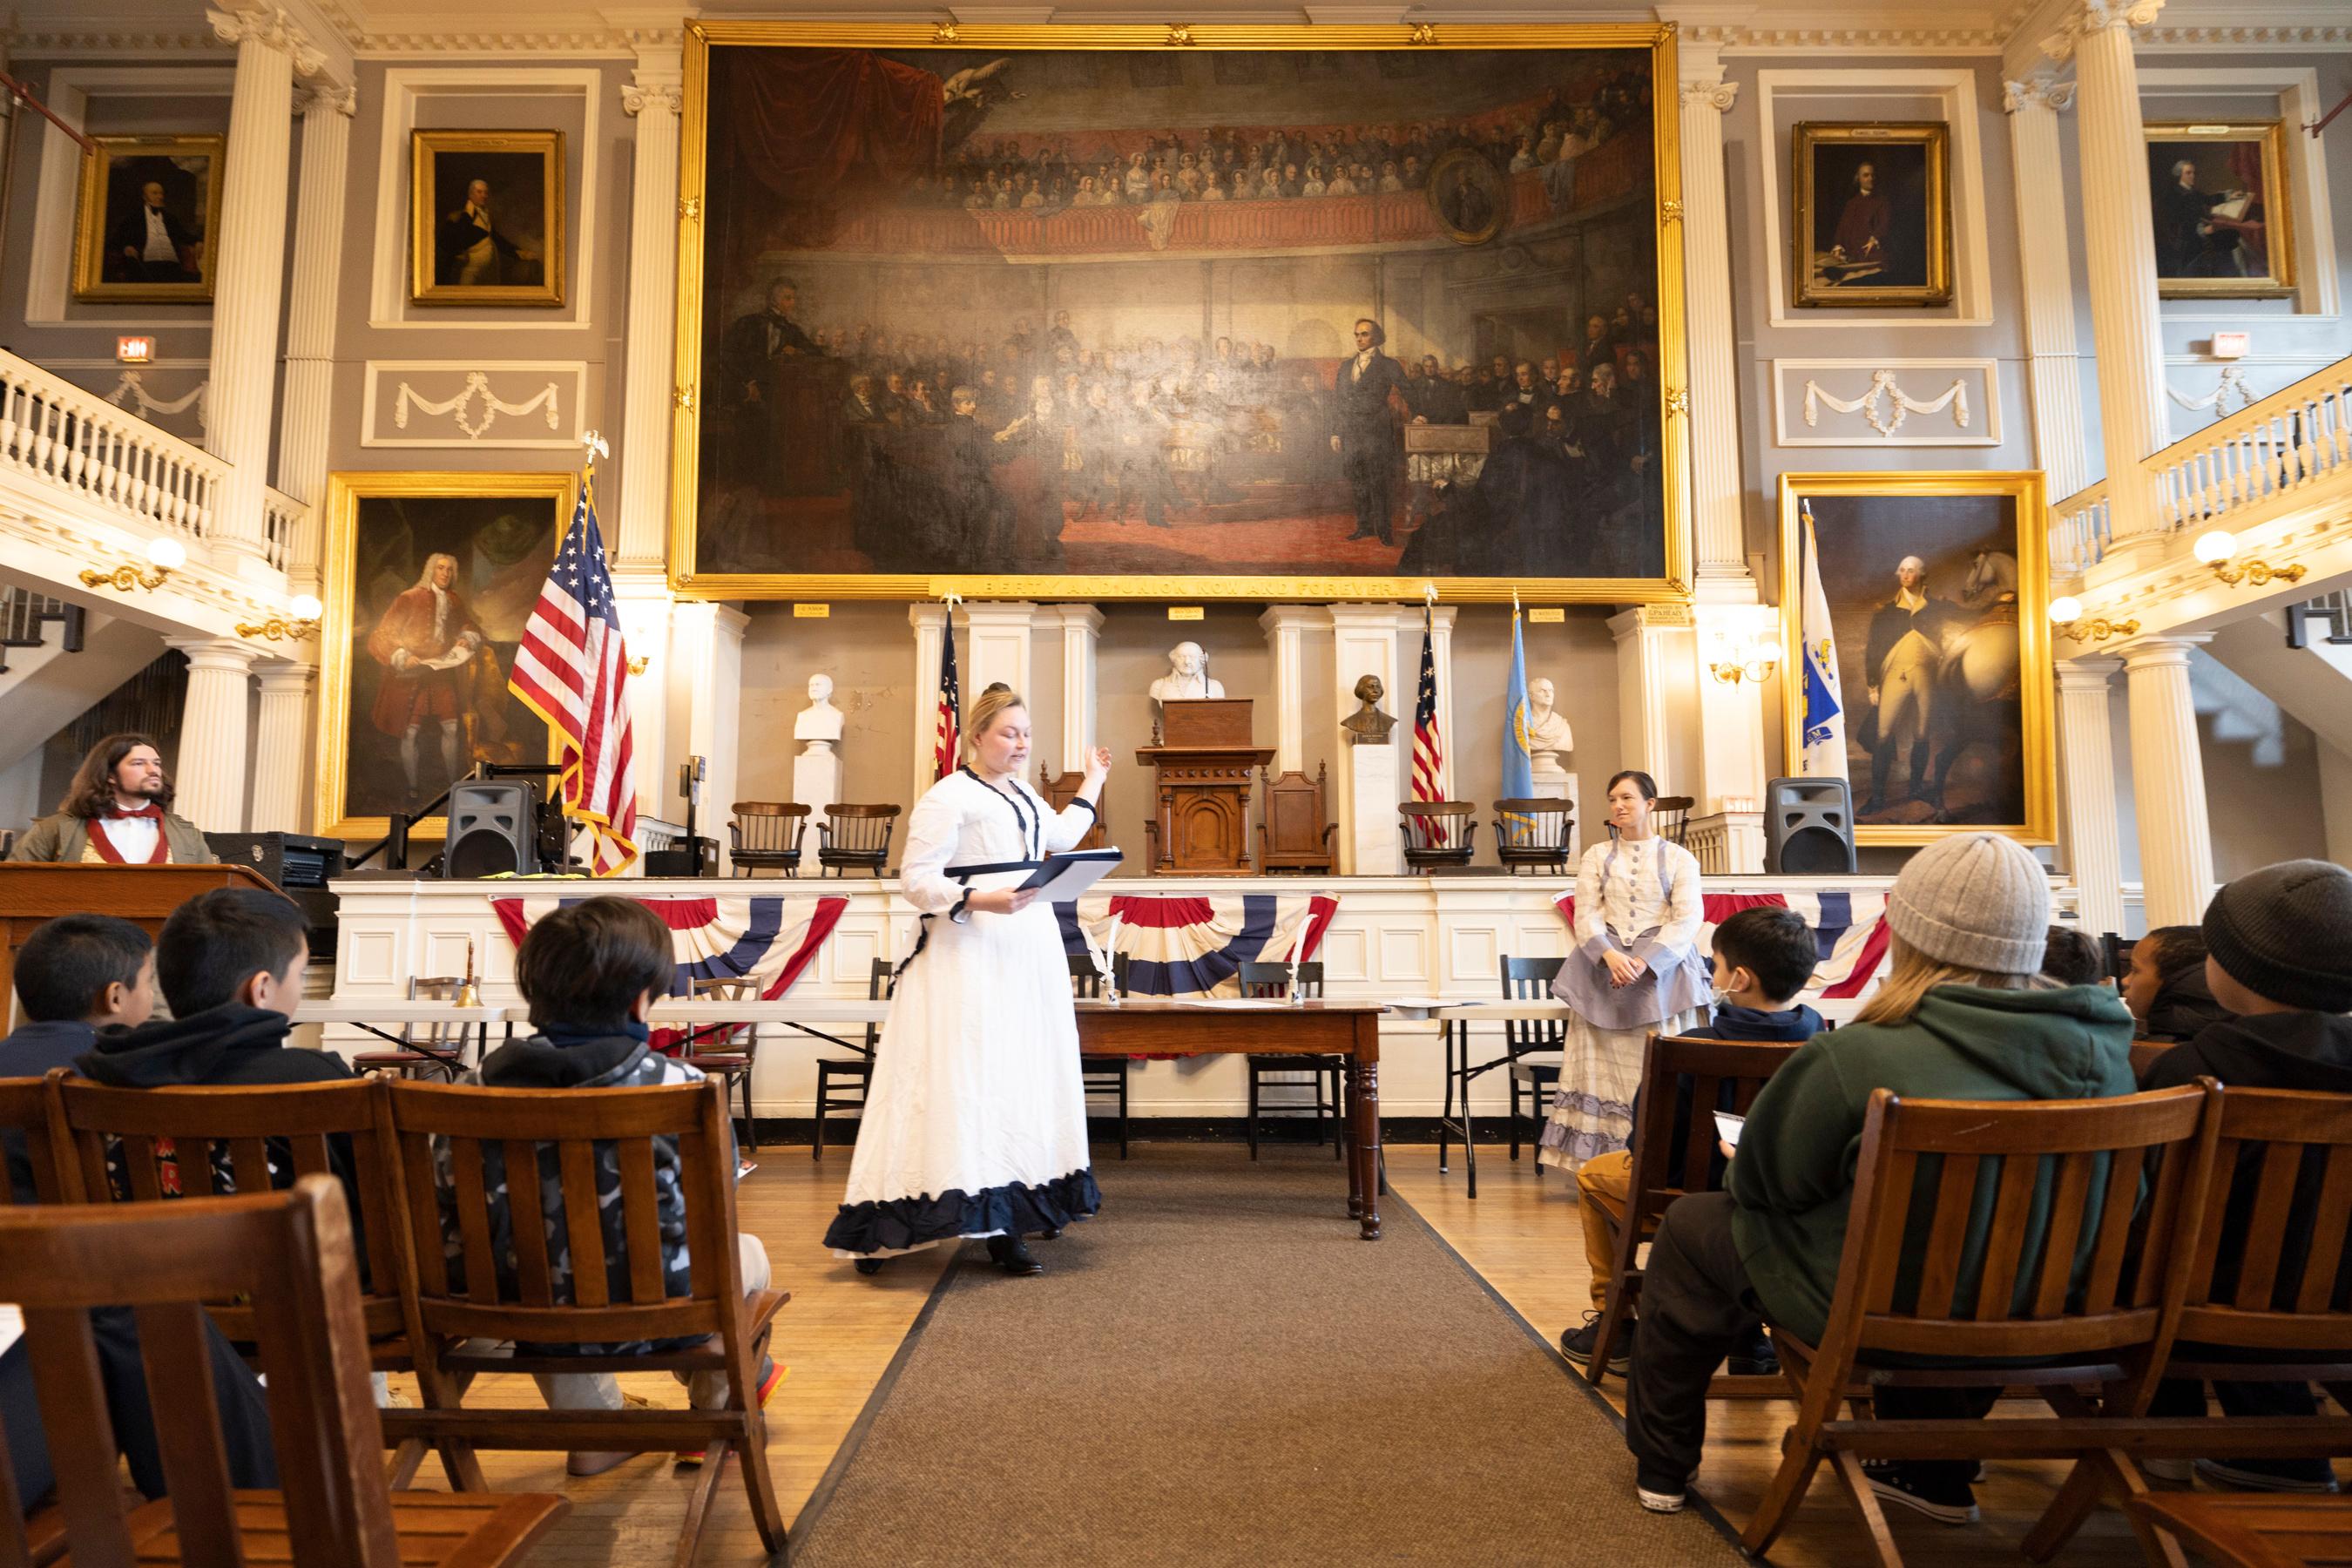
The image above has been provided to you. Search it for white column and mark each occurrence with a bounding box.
[2055,655,2126,935]
[1426,605,1456,798]
[2002,76,2093,504]
[963,601,1037,700]
[1607,605,1698,787]
[1671,39,1752,600]
[1048,604,1103,776]
[1690,605,1768,872]
[2044,0,2170,555]
[274,82,354,592]
[1328,604,1412,875]
[167,637,257,833]
[2121,636,2214,928]
[205,7,319,568]
[1258,604,1318,777]
[248,661,314,832]
[909,604,948,805]
[615,53,683,571]
[672,603,748,872]
[612,583,671,823]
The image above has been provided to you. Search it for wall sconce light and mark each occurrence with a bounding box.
[2195,530,2307,589]
[80,535,184,592]
[2048,595,2139,645]
[237,593,323,641]
[627,653,651,676]
[1704,612,1781,686]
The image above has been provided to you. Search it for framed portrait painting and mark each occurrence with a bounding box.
[1777,471,2053,848]
[73,134,224,303]
[2145,121,2294,299]
[1791,122,1951,309]
[409,130,565,307]
[314,471,571,841]
[671,20,1691,603]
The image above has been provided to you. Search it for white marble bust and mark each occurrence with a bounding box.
[794,672,844,744]
[1524,677,1573,761]
[1147,639,1226,706]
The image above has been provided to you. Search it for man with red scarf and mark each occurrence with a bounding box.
[7,733,215,865]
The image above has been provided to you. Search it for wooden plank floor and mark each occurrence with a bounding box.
[409,1139,2324,1565]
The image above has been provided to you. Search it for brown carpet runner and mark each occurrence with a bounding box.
[790,1147,1745,1566]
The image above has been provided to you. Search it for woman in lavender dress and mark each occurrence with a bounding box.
[1537,770,1710,1173]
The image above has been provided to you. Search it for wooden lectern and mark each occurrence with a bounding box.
[0,862,286,1016]
[1137,700,1274,875]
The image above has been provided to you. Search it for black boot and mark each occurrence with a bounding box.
[985,1235,1044,1275]
[854,1257,886,1276]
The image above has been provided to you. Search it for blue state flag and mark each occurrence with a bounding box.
[1501,603,1536,814]
[1798,506,1849,782]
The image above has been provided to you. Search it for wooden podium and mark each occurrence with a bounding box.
[0,862,286,1014]
[1137,700,1274,875]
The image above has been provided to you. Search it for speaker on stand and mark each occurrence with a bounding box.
[1764,776,1857,875]
[443,780,543,878]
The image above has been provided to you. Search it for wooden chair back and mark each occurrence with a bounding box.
[728,801,808,873]
[403,974,472,1060]
[0,1074,72,1204]
[1501,956,1567,1057]
[0,1177,404,1565]
[1398,801,1477,870]
[1492,799,1573,875]
[1625,1035,1801,1220]
[2174,1086,2352,1362]
[862,956,896,1057]
[1236,960,1325,1000]
[383,1077,750,1356]
[817,804,901,875]
[1610,794,1693,846]
[1257,765,1336,872]
[686,974,761,1060]
[53,1076,411,1348]
[2130,1039,2173,1079]
[1066,950,1132,999]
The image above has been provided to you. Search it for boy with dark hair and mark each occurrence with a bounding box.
[2124,924,2231,1043]
[1561,906,1823,1373]
[2141,859,2352,1495]
[449,896,779,1477]
[2039,925,2107,988]
[1,915,156,1202]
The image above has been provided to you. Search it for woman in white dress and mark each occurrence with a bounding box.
[1537,770,1710,1173]
[824,686,1112,1276]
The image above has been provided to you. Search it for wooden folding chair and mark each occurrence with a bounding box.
[1585,1034,1801,1388]
[0,1073,73,1205]
[1740,1083,2220,1568]
[0,1175,565,1567]
[378,1076,789,1567]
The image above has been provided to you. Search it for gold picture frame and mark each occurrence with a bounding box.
[409,129,566,307]
[315,470,575,843]
[1790,121,1951,309]
[72,134,225,303]
[2146,120,2295,300]
[1777,470,2053,848]
[670,19,1692,604]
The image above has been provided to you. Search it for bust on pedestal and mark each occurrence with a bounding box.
[1342,674,1402,875]
[792,672,843,821]
[1148,641,1224,719]
[1524,676,1580,855]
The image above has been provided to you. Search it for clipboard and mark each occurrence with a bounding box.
[945,847,1124,902]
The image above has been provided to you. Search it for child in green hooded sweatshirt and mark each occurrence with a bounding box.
[1622,832,2136,1524]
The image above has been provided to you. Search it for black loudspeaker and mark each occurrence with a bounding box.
[1764,776,1857,875]
[444,781,541,878]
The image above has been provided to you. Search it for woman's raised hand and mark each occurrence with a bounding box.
[1083,746,1112,785]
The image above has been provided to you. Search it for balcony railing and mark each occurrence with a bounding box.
[0,351,225,546]
[263,485,303,573]
[2054,357,2352,575]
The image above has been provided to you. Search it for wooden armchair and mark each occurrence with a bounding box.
[1236,960,1341,1160]
[727,801,808,877]
[817,804,901,876]
[1492,798,1573,875]
[1398,801,1477,873]
[378,1077,789,1566]
[1740,1083,2220,1568]
[353,976,475,1082]
[0,1175,566,1567]
[685,975,762,1152]
[1257,765,1336,873]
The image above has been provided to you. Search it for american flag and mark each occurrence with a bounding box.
[1410,605,1446,838]
[932,614,961,781]
[510,473,637,875]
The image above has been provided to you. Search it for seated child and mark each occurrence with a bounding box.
[1560,906,1823,1374]
[0,914,153,1202]
[448,896,780,1477]
[2123,924,2232,1044]
[2039,925,2107,988]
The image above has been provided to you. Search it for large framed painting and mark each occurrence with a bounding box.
[315,471,571,841]
[672,21,1689,602]
[409,130,565,307]
[1790,122,1950,309]
[2146,120,2294,300]
[1777,471,2053,848]
[73,134,224,303]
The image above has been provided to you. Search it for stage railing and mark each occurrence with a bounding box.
[0,348,224,547]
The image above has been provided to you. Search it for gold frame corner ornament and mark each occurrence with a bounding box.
[667,20,1691,605]
[1775,470,2055,849]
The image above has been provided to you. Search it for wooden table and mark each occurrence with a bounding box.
[1076,998,1387,1240]
[2129,1493,2352,1568]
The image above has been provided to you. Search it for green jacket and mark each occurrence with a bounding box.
[7,811,216,865]
[1727,983,2137,1346]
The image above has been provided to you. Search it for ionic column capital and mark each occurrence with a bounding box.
[2054,653,2123,690]
[2001,74,2077,114]
[253,659,317,692]
[2038,0,2164,64]
[293,82,357,118]
[1680,77,1738,113]
[207,6,327,76]
[620,77,683,117]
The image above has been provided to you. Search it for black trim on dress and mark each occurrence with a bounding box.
[821,1167,1103,1256]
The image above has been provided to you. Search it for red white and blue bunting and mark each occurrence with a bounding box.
[1553,889,1891,1000]
[1058,893,1339,997]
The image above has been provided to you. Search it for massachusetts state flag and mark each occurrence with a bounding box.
[510,469,637,875]
[933,614,961,781]
[1797,503,1848,782]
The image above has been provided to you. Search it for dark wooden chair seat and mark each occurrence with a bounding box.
[728,801,808,877]
[1068,955,1132,1160]
[817,804,901,876]
[814,959,889,1162]
[1237,961,1342,1160]
[2130,1494,2352,1568]
[352,975,473,1082]
[1399,801,1477,872]
[1492,798,1574,875]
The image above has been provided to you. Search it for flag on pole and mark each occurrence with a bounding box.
[1499,598,1536,844]
[510,457,638,875]
[932,612,961,781]
[1797,503,1848,782]
[1410,603,1447,839]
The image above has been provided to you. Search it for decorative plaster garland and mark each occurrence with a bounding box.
[105,372,208,434]
[1801,369,1971,438]
[2166,365,2257,419]
[393,371,562,441]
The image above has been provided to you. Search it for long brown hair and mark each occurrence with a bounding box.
[1852,934,2047,1027]
[58,732,172,819]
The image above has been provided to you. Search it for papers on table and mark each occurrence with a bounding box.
[1382,997,1480,1011]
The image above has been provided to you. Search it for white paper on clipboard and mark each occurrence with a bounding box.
[947,848,1125,903]
[1714,1112,1746,1149]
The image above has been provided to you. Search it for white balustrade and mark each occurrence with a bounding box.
[0,350,225,548]
[262,485,307,572]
